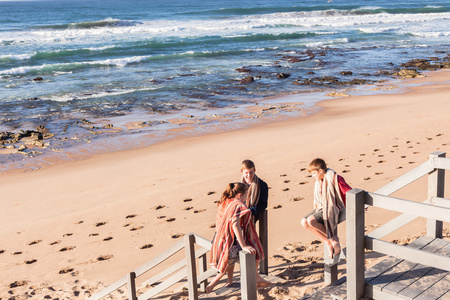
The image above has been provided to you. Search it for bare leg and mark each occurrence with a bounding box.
[226,264,235,286]
[301,216,334,258]
[206,271,226,293]
[255,259,272,287]
[330,236,341,255]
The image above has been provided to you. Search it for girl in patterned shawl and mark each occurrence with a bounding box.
[207,182,271,293]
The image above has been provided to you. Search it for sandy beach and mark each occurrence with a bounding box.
[1,69,450,299]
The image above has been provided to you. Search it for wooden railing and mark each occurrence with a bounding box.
[87,209,269,300]
[346,151,450,300]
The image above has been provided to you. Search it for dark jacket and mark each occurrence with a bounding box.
[250,178,268,222]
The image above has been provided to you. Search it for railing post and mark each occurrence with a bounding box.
[258,210,268,275]
[324,227,338,284]
[346,189,366,300]
[240,250,257,300]
[126,272,137,300]
[427,151,445,238]
[198,253,208,292]
[184,234,198,300]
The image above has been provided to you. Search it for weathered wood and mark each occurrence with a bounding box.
[432,155,450,170]
[427,152,445,238]
[431,196,450,207]
[398,239,450,299]
[141,247,209,288]
[346,189,365,300]
[184,234,199,300]
[365,237,450,272]
[138,269,188,300]
[365,192,450,223]
[127,272,137,300]
[86,275,128,300]
[375,238,447,296]
[414,273,450,300]
[199,253,208,292]
[192,233,213,250]
[134,238,185,277]
[259,210,269,275]
[368,213,418,240]
[240,250,256,300]
[375,161,433,196]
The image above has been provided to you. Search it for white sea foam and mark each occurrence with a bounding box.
[48,87,158,102]
[0,53,35,60]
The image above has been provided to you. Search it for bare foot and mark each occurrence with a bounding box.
[330,238,341,256]
[205,283,214,294]
[256,278,272,288]
[325,241,334,259]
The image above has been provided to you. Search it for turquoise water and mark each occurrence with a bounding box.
[0,0,449,168]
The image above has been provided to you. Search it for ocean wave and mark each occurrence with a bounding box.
[0,53,35,61]
[47,87,158,102]
[0,55,151,76]
[35,18,143,30]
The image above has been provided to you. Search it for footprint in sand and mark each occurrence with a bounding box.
[184,206,193,211]
[154,205,166,210]
[392,145,399,148]
[408,161,415,164]
[75,221,84,224]
[299,181,308,185]
[273,205,282,209]
[0,250,4,254]
[171,233,184,239]
[378,155,384,157]
[366,165,372,168]
[406,141,411,144]
[166,218,176,222]
[401,155,406,158]
[95,222,106,227]
[25,259,37,264]
[9,281,28,288]
[291,197,303,202]
[300,168,306,171]
[407,146,413,148]
[60,246,75,252]
[373,149,380,152]
[49,241,61,245]
[59,267,74,274]
[13,251,22,255]
[377,160,386,163]
[413,152,420,154]
[28,240,42,246]
[437,133,443,137]
[139,244,153,250]
[342,170,350,173]
[63,233,73,237]
[183,198,192,202]
[209,223,216,228]
[157,216,166,219]
[280,174,287,177]
[89,233,99,237]
[130,226,144,231]
[96,255,113,261]
[282,188,289,191]
[207,191,216,195]
[364,177,371,181]
[375,172,384,175]
[126,214,136,219]
[426,137,432,140]
[397,166,403,169]
[284,180,290,183]
[339,158,345,161]
[194,209,206,213]
[360,154,366,156]
[103,237,113,241]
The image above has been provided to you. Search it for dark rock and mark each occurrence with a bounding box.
[235,67,252,73]
[340,71,353,76]
[276,73,291,79]
[239,76,254,84]
[32,77,43,82]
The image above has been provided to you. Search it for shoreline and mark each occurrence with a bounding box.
[1,66,448,175]
[1,69,450,299]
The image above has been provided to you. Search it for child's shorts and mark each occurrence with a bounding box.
[303,208,324,225]
[228,244,242,265]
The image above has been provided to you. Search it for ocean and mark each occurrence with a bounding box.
[0,0,449,170]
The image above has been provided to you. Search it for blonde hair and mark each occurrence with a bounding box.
[308,158,327,173]
[219,182,248,205]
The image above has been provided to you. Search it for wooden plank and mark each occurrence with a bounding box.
[127,272,137,300]
[366,192,450,223]
[346,189,365,300]
[427,152,446,238]
[86,275,127,300]
[368,213,419,240]
[366,237,450,272]
[240,250,256,300]
[375,161,433,196]
[185,234,198,300]
[380,238,448,296]
[414,273,450,300]
[431,196,450,208]
[138,269,188,300]
[258,210,269,275]
[398,239,450,299]
[193,233,212,250]
[141,247,209,288]
[432,156,450,170]
[133,238,185,277]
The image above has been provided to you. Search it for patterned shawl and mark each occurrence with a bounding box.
[209,199,264,273]
[314,168,345,239]
[241,174,261,210]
